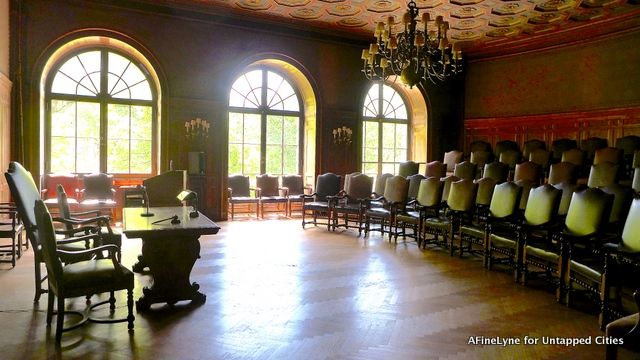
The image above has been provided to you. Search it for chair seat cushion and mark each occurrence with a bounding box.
[525,245,560,263]
[229,196,258,204]
[366,208,390,218]
[396,211,419,224]
[304,201,330,211]
[570,259,602,283]
[606,313,639,338]
[490,234,516,249]
[424,217,450,229]
[335,203,363,213]
[460,225,484,238]
[62,259,133,296]
[259,196,288,203]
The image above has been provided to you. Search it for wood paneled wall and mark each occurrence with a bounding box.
[0,73,10,202]
[464,107,640,153]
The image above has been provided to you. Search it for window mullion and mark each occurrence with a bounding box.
[260,69,268,175]
[99,50,109,173]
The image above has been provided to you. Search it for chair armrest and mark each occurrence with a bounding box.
[280,186,289,197]
[58,244,119,262]
[69,209,103,218]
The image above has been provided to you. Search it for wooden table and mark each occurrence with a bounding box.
[122,206,220,311]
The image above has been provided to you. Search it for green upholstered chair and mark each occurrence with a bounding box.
[595,147,624,165]
[528,149,551,177]
[483,161,509,183]
[34,200,134,343]
[562,148,586,167]
[460,181,520,267]
[499,149,521,178]
[472,177,497,223]
[424,161,447,179]
[443,150,464,173]
[633,168,640,194]
[490,184,560,282]
[302,173,341,230]
[523,139,546,160]
[364,175,409,240]
[5,162,99,302]
[406,174,426,200]
[494,140,520,159]
[372,173,393,198]
[515,179,536,213]
[255,174,288,219]
[588,162,619,188]
[548,162,578,185]
[227,175,258,220]
[423,179,477,255]
[605,290,640,360]
[581,136,608,164]
[282,174,307,217]
[330,173,373,234]
[398,161,419,177]
[453,161,477,181]
[524,187,612,303]
[56,185,122,261]
[552,182,585,219]
[396,177,443,246]
[440,175,460,208]
[514,161,542,184]
[469,140,492,154]
[551,138,577,164]
[602,184,633,232]
[615,135,640,180]
[470,150,492,178]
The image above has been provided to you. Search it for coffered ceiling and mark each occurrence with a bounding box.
[139,0,640,56]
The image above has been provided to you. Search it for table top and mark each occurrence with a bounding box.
[122,206,220,239]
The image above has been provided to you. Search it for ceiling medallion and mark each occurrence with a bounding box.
[290,7,323,19]
[361,0,462,87]
[492,3,528,14]
[486,27,519,37]
[338,17,368,27]
[327,3,361,16]
[451,6,486,18]
[235,0,273,11]
[367,0,402,13]
[452,19,483,29]
[489,15,524,26]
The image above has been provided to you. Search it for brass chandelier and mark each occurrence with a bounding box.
[361,0,462,87]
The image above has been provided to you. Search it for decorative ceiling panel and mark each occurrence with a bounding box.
[151,0,640,55]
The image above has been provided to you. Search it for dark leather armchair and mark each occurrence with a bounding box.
[255,174,287,219]
[34,199,134,343]
[282,175,307,217]
[227,175,258,220]
[301,173,341,230]
[330,173,373,234]
[5,162,99,301]
[79,173,117,216]
[56,184,122,260]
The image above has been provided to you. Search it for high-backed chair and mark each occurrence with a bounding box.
[5,162,96,302]
[602,184,633,232]
[514,161,542,184]
[581,136,608,164]
[515,179,536,213]
[548,162,578,185]
[373,173,393,198]
[255,174,288,219]
[552,182,585,219]
[460,181,520,267]
[396,177,443,246]
[40,173,79,211]
[343,172,361,194]
[588,162,619,188]
[494,140,520,159]
[562,148,588,179]
[469,140,492,154]
[57,184,122,260]
[529,149,551,177]
[523,188,612,303]
[398,161,419,177]
[227,175,258,220]
[453,161,477,181]
[302,173,341,230]
[615,135,640,179]
[364,175,409,240]
[633,168,640,194]
[0,204,24,267]
[330,173,373,234]
[470,150,491,177]
[78,173,117,219]
[440,175,461,207]
[473,177,497,222]
[443,150,463,173]
[424,161,447,179]
[595,147,624,165]
[282,175,307,217]
[551,138,578,163]
[406,174,426,200]
[523,139,546,160]
[499,149,521,177]
[489,184,560,281]
[423,179,477,255]
[34,200,134,343]
[483,162,509,183]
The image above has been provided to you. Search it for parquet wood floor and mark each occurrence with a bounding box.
[0,219,635,359]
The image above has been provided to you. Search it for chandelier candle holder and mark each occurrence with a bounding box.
[361,0,462,87]
[333,126,353,145]
[185,118,210,141]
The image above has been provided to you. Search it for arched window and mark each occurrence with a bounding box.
[362,83,409,175]
[45,48,156,174]
[228,68,302,180]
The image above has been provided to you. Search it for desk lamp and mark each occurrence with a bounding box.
[177,190,199,218]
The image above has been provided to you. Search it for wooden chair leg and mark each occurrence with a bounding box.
[127,288,135,330]
[56,296,64,343]
[46,291,54,325]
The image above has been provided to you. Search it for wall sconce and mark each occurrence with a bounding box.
[332,126,352,145]
[184,117,210,139]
